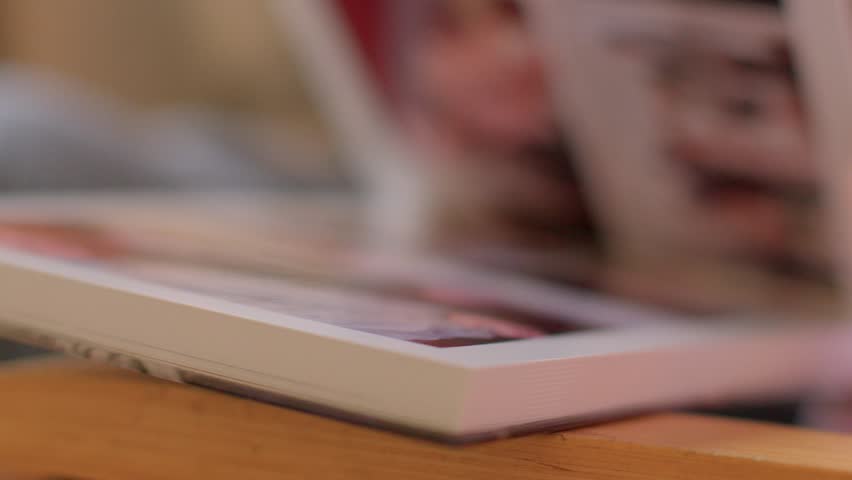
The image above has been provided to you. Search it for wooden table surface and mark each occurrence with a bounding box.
[2,358,852,480]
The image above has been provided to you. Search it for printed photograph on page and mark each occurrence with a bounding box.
[329,0,611,287]
[532,0,842,317]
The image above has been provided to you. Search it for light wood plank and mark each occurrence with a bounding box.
[0,360,851,479]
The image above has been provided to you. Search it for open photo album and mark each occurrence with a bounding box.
[0,0,850,442]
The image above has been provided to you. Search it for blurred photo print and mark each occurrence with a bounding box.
[281,0,611,288]
[530,0,842,316]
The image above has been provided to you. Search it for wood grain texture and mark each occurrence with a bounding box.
[1,359,852,479]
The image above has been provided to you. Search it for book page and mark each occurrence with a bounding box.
[0,206,616,348]
[528,0,843,317]
[295,0,609,287]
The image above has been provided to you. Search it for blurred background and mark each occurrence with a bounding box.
[0,0,346,193]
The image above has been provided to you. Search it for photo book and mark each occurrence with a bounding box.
[0,0,851,442]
